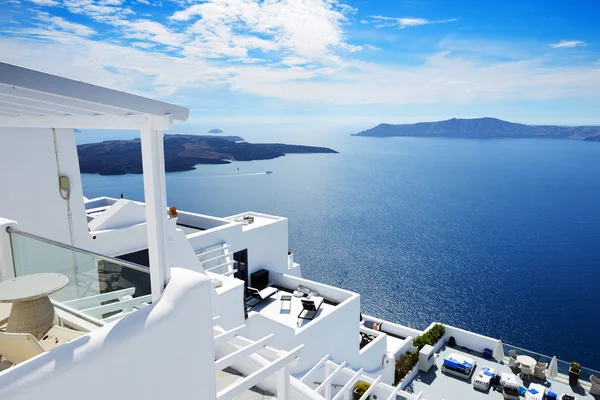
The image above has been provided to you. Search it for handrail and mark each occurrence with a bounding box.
[6,226,150,274]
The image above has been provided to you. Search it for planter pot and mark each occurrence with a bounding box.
[569,369,580,386]
[353,389,370,400]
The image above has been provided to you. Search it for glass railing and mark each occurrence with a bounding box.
[8,227,152,325]
[503,342,600,386]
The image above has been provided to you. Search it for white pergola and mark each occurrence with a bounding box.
[0,61,190,301]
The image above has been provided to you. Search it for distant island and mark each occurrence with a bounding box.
[208,128,224,134]
[352,117,600,140]
[77,135,338,175]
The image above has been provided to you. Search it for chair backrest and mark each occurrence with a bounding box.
[0,332,45,364]
[520,365,532,374]
[591,375,600,385]
[301,299,316,311]
[509,350,517,358]
[247,287,260,298]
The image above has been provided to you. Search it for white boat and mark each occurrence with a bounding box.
[0,62,596,400]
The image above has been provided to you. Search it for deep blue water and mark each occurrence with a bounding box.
[79,132,600,369]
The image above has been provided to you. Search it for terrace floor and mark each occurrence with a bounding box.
[405,346,599,400]
[248,287,338,330]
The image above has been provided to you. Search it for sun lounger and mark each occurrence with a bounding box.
[441,353,476,380]
[246,286,278,308]
[297,297,323,326]
[473,366,495,391]
[525,383,546,400]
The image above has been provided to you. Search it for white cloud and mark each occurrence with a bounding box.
[370,16,457,29]
[49,16,96,36]
[172,0,354,61]
[549,40,587,49]
[125,19,187,47]
[29,0,60,5]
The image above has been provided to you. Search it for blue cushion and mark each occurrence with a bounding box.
[518,386,527,396]
[528,388,539,395]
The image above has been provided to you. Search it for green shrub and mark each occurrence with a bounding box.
[354,381,370,396]
[570,362,581,373]
[394,351,419,385]
[412,323,445,351]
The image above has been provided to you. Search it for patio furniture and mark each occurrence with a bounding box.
[441,353,476,379]
[246,286,278,308]
[517,355,536,375]
[546,392,557,400]
[534,364,547,380]
[483,348,494,359]
[520,363,533,380]
[280,294,292,312]
[501,372,522,400]
[525,383,546,400]
[0,332,44,365]
[297,297,323,326]
[473,366,495,391]
[509,350,519,368]
[0,325,84,365]
[590,374,600,395]
[0,273,68,339]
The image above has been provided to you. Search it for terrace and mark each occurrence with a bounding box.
[406,345,598,400]
[249,286,339,330]
[399,324,600,400]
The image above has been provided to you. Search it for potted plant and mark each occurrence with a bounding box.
[353,381,370,400]
[569,361,581,386]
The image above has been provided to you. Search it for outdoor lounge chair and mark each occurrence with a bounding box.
[246,286,278,307]
[590,374,600,395]
[297,297,323,326]
[0,325,85,365]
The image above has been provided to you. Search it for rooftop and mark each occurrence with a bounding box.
[226,212,285,231]
[248,286,339,330]
[406,345,598,400]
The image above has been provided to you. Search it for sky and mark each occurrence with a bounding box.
[1,0,600,132]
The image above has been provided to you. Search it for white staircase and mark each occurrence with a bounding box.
[212,317,303,400]
[197,243,237,277]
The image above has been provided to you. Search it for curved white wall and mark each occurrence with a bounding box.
[0,268,217,400]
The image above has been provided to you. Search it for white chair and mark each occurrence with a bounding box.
[0,325,85,365]
[509,350,518,368]
[0,332,45,364]
[534,365,546,380]
[590,374,600,395]
[520,364,533,380]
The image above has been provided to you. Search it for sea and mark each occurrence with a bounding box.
[78,129,600,370]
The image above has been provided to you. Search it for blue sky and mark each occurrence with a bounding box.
[1,0,600,131]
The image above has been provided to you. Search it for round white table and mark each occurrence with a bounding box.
[0,273,68,339]
[517,355,537,369]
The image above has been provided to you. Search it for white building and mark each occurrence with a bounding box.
[0,62,597,400]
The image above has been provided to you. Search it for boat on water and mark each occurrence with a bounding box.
[0,62,597,400]
[266,170,273,174]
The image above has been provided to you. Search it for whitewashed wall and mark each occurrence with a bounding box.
[0,128,90,248]
[244,274,362,375]
[0,268,218,400]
